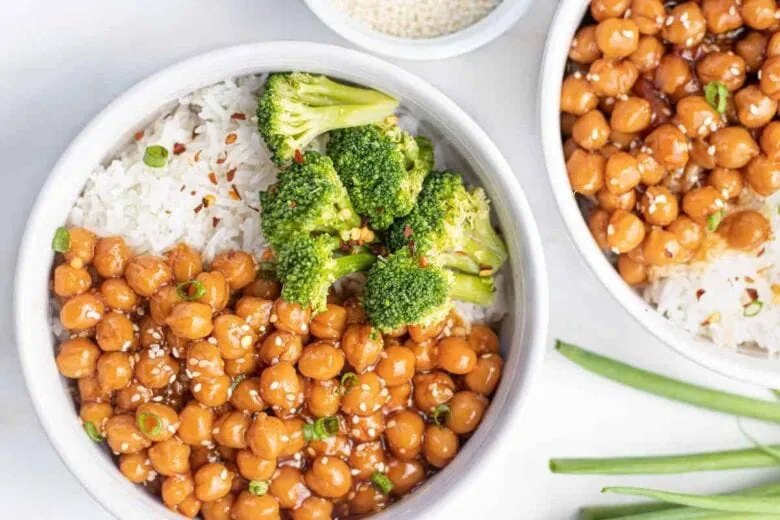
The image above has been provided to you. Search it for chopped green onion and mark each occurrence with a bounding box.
[432,404,450,426]
[370,471,393,495]
[137,411,163,436]
[603,486,780,514]
[52,227,71,253]
[229,374,247,393]
[707,210,725,232]
[744,300,763,317]
[303,416,340,442]
[143,145,169,168]
[704,81,729,114]
[338,372,358,394]
[84,421,104,442]
[555,341,780,424]
[248,480,269,496]
[176,280,206,301]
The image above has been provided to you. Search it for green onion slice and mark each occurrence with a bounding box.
[744,300,763,317]
[84,421,104,442]
[432,404,450,426]
[303,416,340,442]
[704,81,729,114]
[229,374,247,393]
[339,372,358,394]
[143,145,169,168]
[176,280,206,301]
[248,480,269,496]
[603,486,780,513]
[52,227,71,253]
[707,210,725,232]
[370,471,394,495]
[137,412,163,436]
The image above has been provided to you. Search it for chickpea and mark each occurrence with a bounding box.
[304,456,352,499]
[561,75,599,117]
[209,250,254,290]
[595,189,634,213]
[201,494,234,520]
[341,372,386,416]
[225,352,261,378]
[567,149,605,195]
[148,436,191,476]
[178,401,215,446]
[682,186,726,224]
[62,227,97,265]
[272,299,311,335]
[630,0,665,34]
[134,352,179,390]
[701,0,743,34]
[310,433,353,457]
[708,168,743,200]
[607,209,646,254]
[135,402,178,442]
[164,244,203,283]
[405,338,436,372]
[115,381,153,412]
[235,296,273,333]
[709,126,760,168]
[617,254,648,286]
[259,331,302,366]
[445,391,488,434]
[595,18,639,59]
[413,372,455,413]
[95,312,135,353]
[236,449,276,481]
[643,227,685,265]
[341,324,384,373]
[270,467,310,509]
[663,2,707,48]
[309,304,348,340]
[350,482,388,516]
[434,336,476,375]
[572,110,611,151]
[385,410,424,460]
[569,25,602,64]
[99,278,139,312]
[96,351,132,391]
[281,417,307,457]
[630,35,665,73]
[345,411,385,443]
[689,138,717,169]
[170,494,202,518]
[467,325,500,355]
[92,236,131,278]
[668,216,705,252]
[230,377,267,413]
[386,458,425,496]
[247,412,288,460]
[194,463,234,502]
[646,124,689,169]
[374,345,416,387]
[737,31,768,72]
[196,270,230,312]
[423,425,460,468]
[760,56,780,98]
[147,286,180,326]
[673,96,722,139]
[591,0,630,21]
[162,474,194,507]
[105,414,151,454]
[56,338,100,378]
[348,441,386,481]
[80,401,113,434]
[187,340,225,380]
[654,55,692,96]
[306,379,341,418]
[718,210,771,250]
[231,491,280,520]
[259,362,301,410]
[464,353,504,395]
[78,374,111,403]
[384,383,412,414]
[60,291,104,330]
[243,278,282,300]
[640,186,679,226]
[123,255,172,297]
[609,97,651,134]
[760,121,780,159]
[166,302,214,340]
[212,411,250,449]
[585,208,610,251]
[743,0,777,29]
[53,264,92,298]
[298,342,345,380]
[604,152,641,195]
[745,154,780,195]
[192,374,231,407]
[119,451,152,483]
[734,86,777,128]
[589,58,639,97]
[635,152,665,185]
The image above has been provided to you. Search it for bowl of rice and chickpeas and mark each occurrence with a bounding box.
[14,43,547,519]
[542,0,780,385]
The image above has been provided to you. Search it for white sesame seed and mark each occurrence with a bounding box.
[221,469,228,480]
[120,442,129,451]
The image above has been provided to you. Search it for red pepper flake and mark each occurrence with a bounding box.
[179,185,186,192]
[289,200,297,208]
[226,169,236,182]
[747,288,759,301]
[695,289,706,300]
[229,184,242,201]
[225,133,237,145]
[247,205,260,213]
[193,150,202,162]
[294,149,304,165]
[230,113,246,120]
[208,172,218,185]
[194,203,204,214]
[339,240,351,252]
[745,276,755,284]
[758,248,766,257]
[419,255,429,268]
[134,131,144,141]
[173,142,186,155]
[212,217,221,228]
[216,154,226,165]
[408,239,416,256]
[190,191,196,196]
[403,224,413,239]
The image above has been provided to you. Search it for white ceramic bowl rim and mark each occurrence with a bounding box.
[303,0,533,60]
[15,42,548,519]
[540,0,780,387]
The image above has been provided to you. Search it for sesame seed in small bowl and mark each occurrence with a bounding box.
[304,0,534,60]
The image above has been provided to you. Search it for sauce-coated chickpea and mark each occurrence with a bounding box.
[405,338,436,372]
[745,154,780,195]
[596,189,635,215]
[97,351,133,391]
[298,342,345,380]
[119,451,152,483]
[467,324,500,355]
[54,264,92,298]
[136,402,179,442]
[630,35,665,72]
[170,494,202,518]
[591,0,630,21]
[114,381,153,412]
[309,304,348,339]
[100,278,139,312]
[63,227,96,265]
[636,152,666,185]
[149,436,191,476]
[561,75,599,116]
[347,411,386,443]
[270,467,310,509]
[645,124,689,169]
[236,449,276,481]
[702,0,743,34]
[605,152,641,194]
[165,302,214,340]
[588,208,612,250]
[196,270,230,312]
[306,379,341,418]
[643,227,685,265]
[341,372,386,416]
[663,2,707,48]
[310,433,353,457]
[631,0,665,35]
[164,244,203,283]
[709,168,744,200]
[187,340,225,380]
[259,362,301,410]
[385,382,412,414]
[213,411,251,449]
[413,372,455,413]
[569,25,602,64]
[760,121,780,158]
[194,463,234,502]
[595,18,639,58]
[611,97,652,133]
[617,254,648,286]
[639,185,679,226]
[272,299,311,335]
[230,377,267,413]
[682,186,726,224]
[231,491,280,520]
[201,493,234,520]
[607,209,646,253]
[737,31,768,72]
[211,250,255,290]
[464,353,504,395]
[281,417,307,456]
[589,58,639,97]
[349,441,386,480]
[235,296,273,333]
[56,338,100,378]
[225,352,261,378]
[386,458,425,497]
[655,55,692,96]
[93,236,131,278]
[247,412,288,460]
[342,324,384,373]
[162,474,194,507]
[376,345,416,386]
[191,374,231,407]
[572,110,610,150]
[78,374,111,404]
[149,286,182,325]
[735,85,777,128]
[260,330,302,365]
[105,414,151,454]
[134,352,179,390]
[60,291,105,330]
[80,401,113,433]
[567,149,605,195]
[96,311,135,352]
[673,96,722,138]
[178,401,214,446]
[304,456,352,499]
[718,210,771,250]
[760,56,780,98]
[436,336,477,374]
[445,391,488,434]
[125,255,172,297]
[385,410,424,460]
[409,318,446,342]
[743,0,777,29]
[423,425,460,468]
[350,483,387,516]
[667,216,704,252]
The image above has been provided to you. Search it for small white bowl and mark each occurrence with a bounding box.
[303,0,533,60]
[540,0,780,387]
[15,42,548,519]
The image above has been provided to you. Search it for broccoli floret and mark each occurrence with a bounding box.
[327,120,434,230]
[362,252,495,332]
[276,235,377,313]
[257,72,399,164]
[386,171,508,276]
[259,151,362,249]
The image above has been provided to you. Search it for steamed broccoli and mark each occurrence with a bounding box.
[257,72,399,164]
[259,151,362,249]
[326,119,434,230]
[386,171,508,276]
[362,251,495,332]
[276,234,376,313]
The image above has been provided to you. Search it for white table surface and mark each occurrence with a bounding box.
[3,1,780,518]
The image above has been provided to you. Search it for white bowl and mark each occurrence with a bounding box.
[303,0,533,60]
[15,42,548,519]
[540,0,780,387]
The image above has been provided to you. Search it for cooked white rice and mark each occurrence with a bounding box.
[645,191,780,353]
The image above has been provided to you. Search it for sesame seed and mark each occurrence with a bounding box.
[270,382,280,390]
[221,469,228,480]
[120,442,129,451]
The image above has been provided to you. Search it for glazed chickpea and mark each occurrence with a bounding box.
[743,0,778,29]
[243,278,282,300]
[604,152,641,195]
[718,210,771,250]
[567,149,605,195]
[194,463,234,502]
[435,336,477,375]
[272,299,311,335]
[304,456,352,499]
[589,58,639,97]
[654,55,692,96]
[100,278,139,312]
[92,236,130,278]
[413,372,455,413]
[668,216,705,252]
[745,154,780,195]
[225,352,261,378]
[298,342,345,380]
[617,254,648,286]
[78,374,111,403]
[341,372,386,416]
[640,186,679,226]
[464,353,504,395]
[95,311,135,352]
[561,75,599,116]
[306,379,341,418]
[149,436,191,476]
[701,0,743,34]
[734,86,777,129]
[247,412,288,460]
[349,441,386,480]
[201,494,234,520]
[588,208,612,250]
[213,411,251,449]
[569,25,602,64]
[191,374,231,407]
[119,451,152,483]
[572,110,610,150]
[231,491,280,520]
[259,361,301,410]
[105,414,151,454]
[80,401,113,434]
[211,250,255,290]
[405,338,437,371]
[149,286,181,325]
[446,391,488,435]
[682,186,726,224]
[760,56,780,98]
[673,96,723,138]
[280,417,307,457]
[630,35,665,73]
[124,255,172,297]
[635,152,665,186]
[760,121,780,158]
[187,340,225,380]
[134,352,179,389]
[310,433,353,456]
[350,482,388,515]
[423,425,460,468]
[375,345,416,387]
[709,168,744,200]
[196,270,230,312]
[56,338,100,378]
[645,124,689,169]
[342,324,384,373]
[178,401,215,446]
[631,0,665,35]
[171,494,202,518]
[737,31,768,72]
[236,449,276,481]
[347,410,386,443]
[591,0,630,21]
[309,303,348,339]
[62,227,97,265]
[607,209,646,254]
[115,381,153,412]
[690,138,718,169]
[164,244,203,283]
[643,227,685,265]
[385,410,424,460]
[663,2,707,48]
[385,383,412,414]
[610,97,652,134]
[235,296,273,333]
[60,291,105,330]
[53,264,91,298]
[230,377,267,413]
[97,351,133,391]
[596,188,636,213]
[166,302,214,340]
[595,18,639,58]
[386,458,425,496]
[260,331,302,365]
[709,126,759,168]
[136,402,178,442]
[270,467,310,509]
[162,474,195,507]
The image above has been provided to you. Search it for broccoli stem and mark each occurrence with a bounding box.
[463,223,509,271]
[449,271,495,306]
[333,253,377,279]
[437,252,481,275]
[295,75,398,106]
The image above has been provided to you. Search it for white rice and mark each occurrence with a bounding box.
[645,191,780,353]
